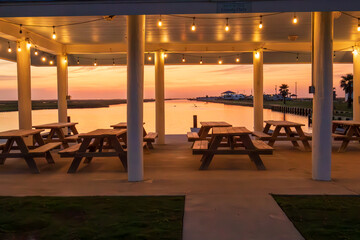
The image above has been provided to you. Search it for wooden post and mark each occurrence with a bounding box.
[193,115,198,128]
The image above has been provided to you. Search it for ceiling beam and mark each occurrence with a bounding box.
[0,18,64,54]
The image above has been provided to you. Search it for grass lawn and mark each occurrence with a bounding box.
[273,195,360,240]
[0,196,184,240]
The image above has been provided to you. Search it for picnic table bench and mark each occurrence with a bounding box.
[59,129,131,173]
[252,120,312,151]
[33,122,80,148]
[110,122,158,149]
[332,120,360,152]
[192,127,273,170]
[187,121,232,142]
[0,129,61,173]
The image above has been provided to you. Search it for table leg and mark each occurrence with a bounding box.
[84,138,101,164]
[109,135,128,171]
[263,123,271,134]
[54,128,69,148]
[268,126,281,146]
[15,138,39,174]
[240,134,266,170]
[67,138,92,173]
[199,127,210,139]
[0,139,14,165]
[47,129,56,143]
[199,135,222,170]
[33,133,45,146]
[295,126,311,151]
[338,126,355,152]
[284,127,300,147]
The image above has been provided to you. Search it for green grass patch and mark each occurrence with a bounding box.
[0,196,184,240]
[273,195,360,240]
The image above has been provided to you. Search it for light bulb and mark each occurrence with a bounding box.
[182,55,186,62]
[49,60,54,65]
[26,41,31,48]
[17,47,21,52]
[218,58,222,64]
[191,17,196,31]
[158,15,162,27]
[34,50,38,56]
[42,56,46,62]
[63,58,67,63]
[358,19,360,31]
[164,53,167,58]
[293,13,298,24]
[353,47,358,55]
[94,60,97,66]
[236,57,240,62]
[259,16,263,29]
[255,51,260,59]
[113,59,115,66]
[8,47,12,53]
[200,57,203,64]
[77,58,80,64]
[148,55,152,61]
[52,26,56,40]
[225,18,230,32]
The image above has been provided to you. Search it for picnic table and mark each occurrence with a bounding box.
[332,120,360,152]
[33,122,80,148]
[187,121,232,142]
[252,120,312,151]
[192,126,273,170]
[0,129,61,173]
[110,122,158,149]
[59,129,129,173]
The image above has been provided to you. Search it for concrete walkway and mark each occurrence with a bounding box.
[0,135,359,240]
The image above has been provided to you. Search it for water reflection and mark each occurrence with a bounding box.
[0,100,311,134]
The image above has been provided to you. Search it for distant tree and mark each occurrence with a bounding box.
[340,73,353,108]
[279,84,290,104]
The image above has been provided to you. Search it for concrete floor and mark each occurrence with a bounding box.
[1,135,360,240]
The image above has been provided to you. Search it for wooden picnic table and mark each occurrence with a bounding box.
[110,122,158,149]
[253,120,311,151]
[33,122,80,148]
[0,129,61,173]
[187,121,232,142]
[192,126,273,170]
[332,120,360,152]
[61,129,128,173]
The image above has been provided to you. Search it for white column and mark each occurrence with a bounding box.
[155,51,165,144]
[253,49,264,132]
[312,12,333,181]
[57,54,68,124]
[127,15,145,182]
[353,47,360,121]
[16,40,32,132]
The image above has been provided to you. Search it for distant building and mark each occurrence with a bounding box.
[221,91,236,99]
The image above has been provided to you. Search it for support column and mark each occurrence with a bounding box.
[127,15,145,182]
[312,12,333,181]
[253,49,263,132]
[353,46,360,121]
[155,51,165,144]
[57,54,68,124]
[16,40,32,132]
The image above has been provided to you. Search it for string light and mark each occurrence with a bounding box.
[191,17,196,31]
[292,13,298,24]
[94,59,97,66]
[182,54,186,62]
[236,55,240,62]
[158,15,162,27]
[225,18,230,32]
[19,24,22,34]
[255,51,260,59]
[7,42,11,53]
[296,53,299,62]
[333,51,336,58]
[147,53,152,61]
[218,57,223,64]
[358,18,360,32]
[352,46,358,55]
[113,58,115,66]
[26,39,31,48]
[34,47,38,56]
[17,42,21,52]
[164,52,168,58]
[259,16,263,29]
[77,57,80,64]
[49,59,54,65]
[41,56,46,62]
[63,56,67,63]
[200,56,203,64]
[52,26,56,40]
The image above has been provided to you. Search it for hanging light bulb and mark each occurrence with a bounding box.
[255,51,260,59]
[236,55,240,62]
[296,53,299,62]
[17,42,21,52]
[63,56,67,63]
[158,15,162,27]
[77,57,80,64]
[113,58,115,66]
[164,52,168,58]
[7,42,12,53]
[34,47,38,56]
[147,53,152,61]
[218,57,223,64]
[333,51,336,58]
[52,26,57,40]
[259,16,263,29]
[293,13,298,24]
[352,46,358,55]
[200,56,203,64]
[225,18,230,32]
[19,24,22,34]
[49,60,54,65]
[41,56,46,62]
[26,39,31,48]
[182,54,186,62]
[358,18,360,32]
[191,17,196,31]
[94,59,97,66]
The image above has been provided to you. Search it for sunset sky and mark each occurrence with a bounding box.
[0,59,352,100]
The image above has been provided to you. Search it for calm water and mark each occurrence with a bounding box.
[0,100,311,134]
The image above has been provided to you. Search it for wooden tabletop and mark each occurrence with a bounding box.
[333,120,360,126]
[264,120,305,127]
[0,129,44,139]
[200,121,232,127]
[212,127,252,136]
[79,129,127,138]
[110,122,145,128]
[33,122,78,129]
